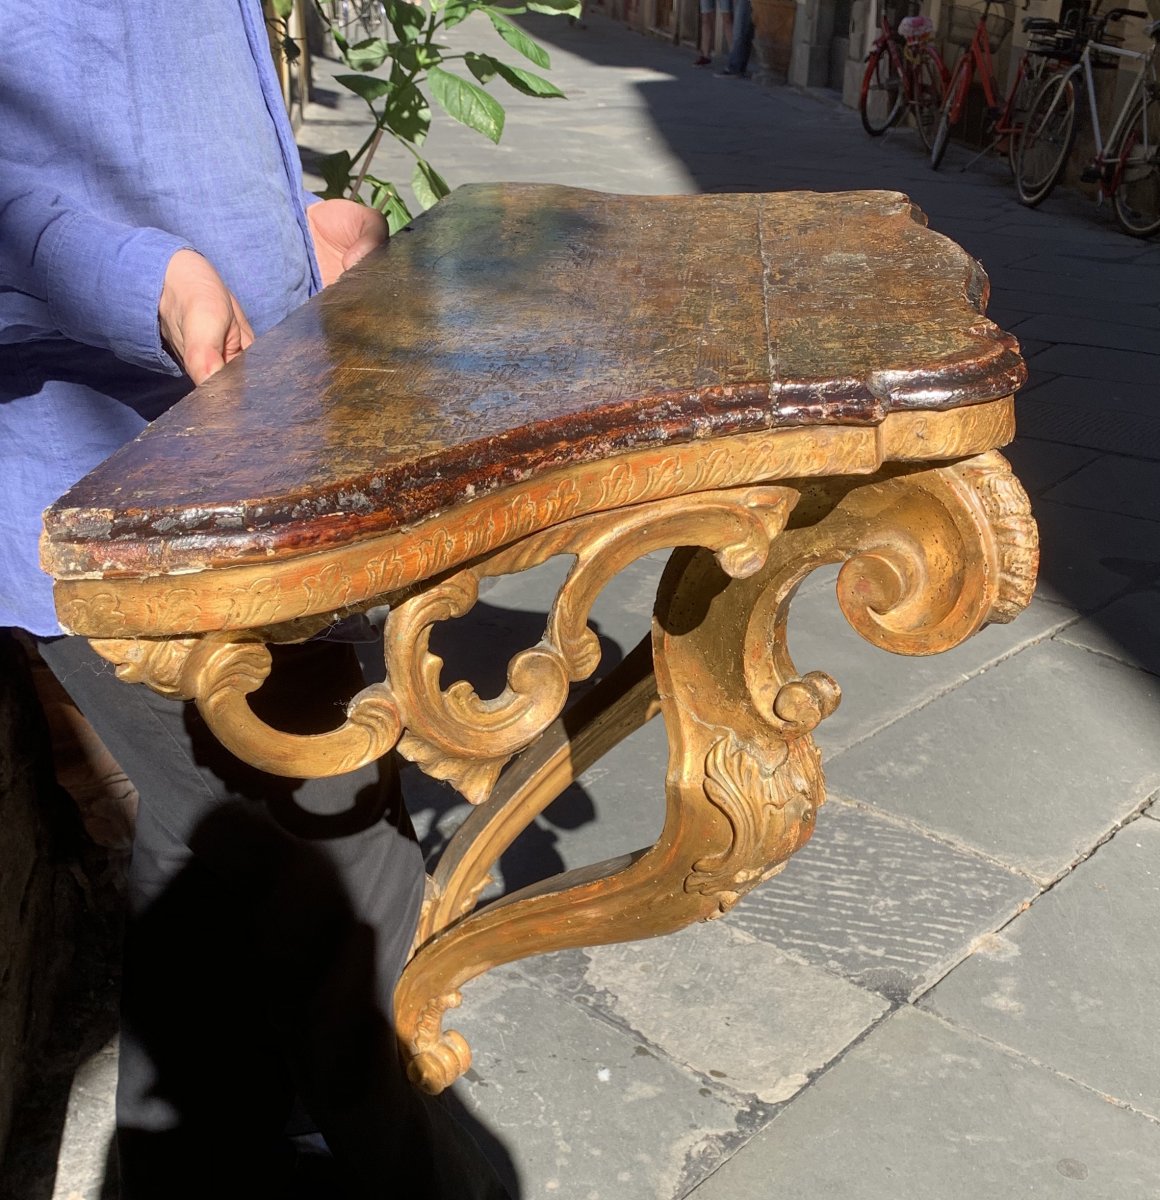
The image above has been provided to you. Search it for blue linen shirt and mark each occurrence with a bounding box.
[0,0,323,634]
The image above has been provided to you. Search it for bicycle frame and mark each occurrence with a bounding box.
[946,8,1002,122]
[1038,35,1154,177]
[868,12,945,102]
[994,52,1035,135]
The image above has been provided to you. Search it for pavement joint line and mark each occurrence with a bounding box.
[1055,633,1160,680]
[1029,490,1160,528]
[1013,448,1106,496]
[952,794,1160,934]
[814,790,1045,892]
[501,944,787,1110]
[913,1005,1160,1128]
[671,996,927,1197]
[1012,426,1160,470]
[821,621,1071,765]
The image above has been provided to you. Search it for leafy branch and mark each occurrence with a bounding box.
[312,0,579,231]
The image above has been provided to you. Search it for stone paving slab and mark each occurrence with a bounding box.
[1017,396,1160,462]
[826,641,1160,884]
[1043,454,1160,524]
[447,966,769,1199]
[1021,372,1160,416]
[786,594,1072,756]
[684,1006,1160,1199]
[512,920,888,1105]
[1011,313,1160,351]
[994,287,1160,325]
[1003,253,1160,296]
[1031,498,1160,612]
[1057,591,1160,677]
[1001,438,1098,497]
[725,798,1034,1001]
[985,264,1146,302]
[922,818,1160,1119]
[1028,343,1160,385]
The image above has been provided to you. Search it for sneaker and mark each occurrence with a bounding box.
[693,54,711,66]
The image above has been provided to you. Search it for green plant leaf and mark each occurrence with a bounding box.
[486,12,550,67]
[392,41,444,71]
[428,67,505,142]
[383,82,431,145]
[318,150,354,199]
[385,0,427,39]
[465,51,500,83]
[366,176,414,234]
[336,73,393,103]
[493,60,564,96]
[272,0,294,17]
[442,0,480,27]
[412,161,452,209]
[345,37,392,70]
[526,0,581,12]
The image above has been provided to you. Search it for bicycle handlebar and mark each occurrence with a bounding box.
[1104,7,1148,21]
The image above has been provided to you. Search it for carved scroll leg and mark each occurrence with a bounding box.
[417,636,660,946]
[394,543,824,1093]
[393,452,1037,1094]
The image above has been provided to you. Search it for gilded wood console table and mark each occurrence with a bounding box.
[42,184,1037,1094]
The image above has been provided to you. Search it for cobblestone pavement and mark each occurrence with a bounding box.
[22,10,1160,1197]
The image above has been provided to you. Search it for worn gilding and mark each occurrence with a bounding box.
[42,186,1038,1094]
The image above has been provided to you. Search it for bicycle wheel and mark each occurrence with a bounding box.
[1111,88,1160,237]
[1005,57,1049,176]
[1016,73,1077,206]
[930,56,971,170]
[861,45,905,136]
[913,47,946,150]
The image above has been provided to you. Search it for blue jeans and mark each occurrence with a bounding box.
[727,0,755,73]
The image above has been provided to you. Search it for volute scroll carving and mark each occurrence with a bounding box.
[91,635,403,779]
[393,452,1038,1091]
[386,485,797,804]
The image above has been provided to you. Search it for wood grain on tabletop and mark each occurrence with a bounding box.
[42,184,1023,575]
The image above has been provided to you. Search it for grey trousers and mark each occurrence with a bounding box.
[38,635,509,1200]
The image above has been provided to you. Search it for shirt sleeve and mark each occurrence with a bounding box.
[0,177,192,375]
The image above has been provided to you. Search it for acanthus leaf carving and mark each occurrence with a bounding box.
[685,732,820,913]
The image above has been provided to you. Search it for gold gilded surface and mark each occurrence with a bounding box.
[53,400,1014,638]
[50,187,1039,1095]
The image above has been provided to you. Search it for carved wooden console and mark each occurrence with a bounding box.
[42,184,1037,1094]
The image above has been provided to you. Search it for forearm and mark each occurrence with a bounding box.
[0,179,190,373]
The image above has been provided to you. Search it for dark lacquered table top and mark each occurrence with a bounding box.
[43,184,1023,580]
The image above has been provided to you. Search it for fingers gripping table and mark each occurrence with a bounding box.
[42,184,1038,1095]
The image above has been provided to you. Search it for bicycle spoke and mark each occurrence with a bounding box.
[861,46,905,136]
[1016,74,1077,206]
[1112,87,1160,236]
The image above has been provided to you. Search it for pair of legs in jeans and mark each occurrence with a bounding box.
[722,0,755,75]
[37,635,509,1200]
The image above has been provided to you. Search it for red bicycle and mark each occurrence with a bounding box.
[860,3,949,149]
[929,1,1075,171]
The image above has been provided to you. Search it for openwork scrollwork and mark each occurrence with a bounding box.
[89,448,1037,1097]
[387,485,797,803]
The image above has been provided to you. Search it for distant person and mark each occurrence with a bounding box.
[695,0,734,65]
[717,0,755,76]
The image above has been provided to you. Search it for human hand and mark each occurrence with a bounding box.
[307,198,389,288]
[158,250,254,385]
